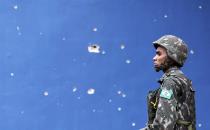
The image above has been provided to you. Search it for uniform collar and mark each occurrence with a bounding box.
[157,67,182,84]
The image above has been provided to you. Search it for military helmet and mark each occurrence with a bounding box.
[153,35,188,67]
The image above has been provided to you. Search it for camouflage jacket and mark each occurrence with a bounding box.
[147,67,196,130]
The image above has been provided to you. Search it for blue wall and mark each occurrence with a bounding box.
[0,0,209,130]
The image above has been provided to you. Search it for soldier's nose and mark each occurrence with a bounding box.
[153,56,157,61]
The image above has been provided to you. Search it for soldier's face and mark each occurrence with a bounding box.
[153,46,167,72]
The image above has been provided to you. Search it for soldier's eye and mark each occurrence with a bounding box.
[157,52,161,56]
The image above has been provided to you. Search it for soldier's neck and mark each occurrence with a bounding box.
[163,66,179,74]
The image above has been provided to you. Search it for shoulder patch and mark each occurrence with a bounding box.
[160,88,173,99]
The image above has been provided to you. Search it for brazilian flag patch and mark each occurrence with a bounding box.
[160,88,173,99]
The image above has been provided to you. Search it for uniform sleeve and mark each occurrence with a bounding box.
[151,78,179,130]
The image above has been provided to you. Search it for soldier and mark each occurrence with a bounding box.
[141,35,196,130]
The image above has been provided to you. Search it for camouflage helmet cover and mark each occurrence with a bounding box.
[153,35,188,67]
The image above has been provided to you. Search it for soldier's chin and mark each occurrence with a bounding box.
[154,66,161,72]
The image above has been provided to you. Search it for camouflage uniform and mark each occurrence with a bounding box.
[146,35,196,130]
